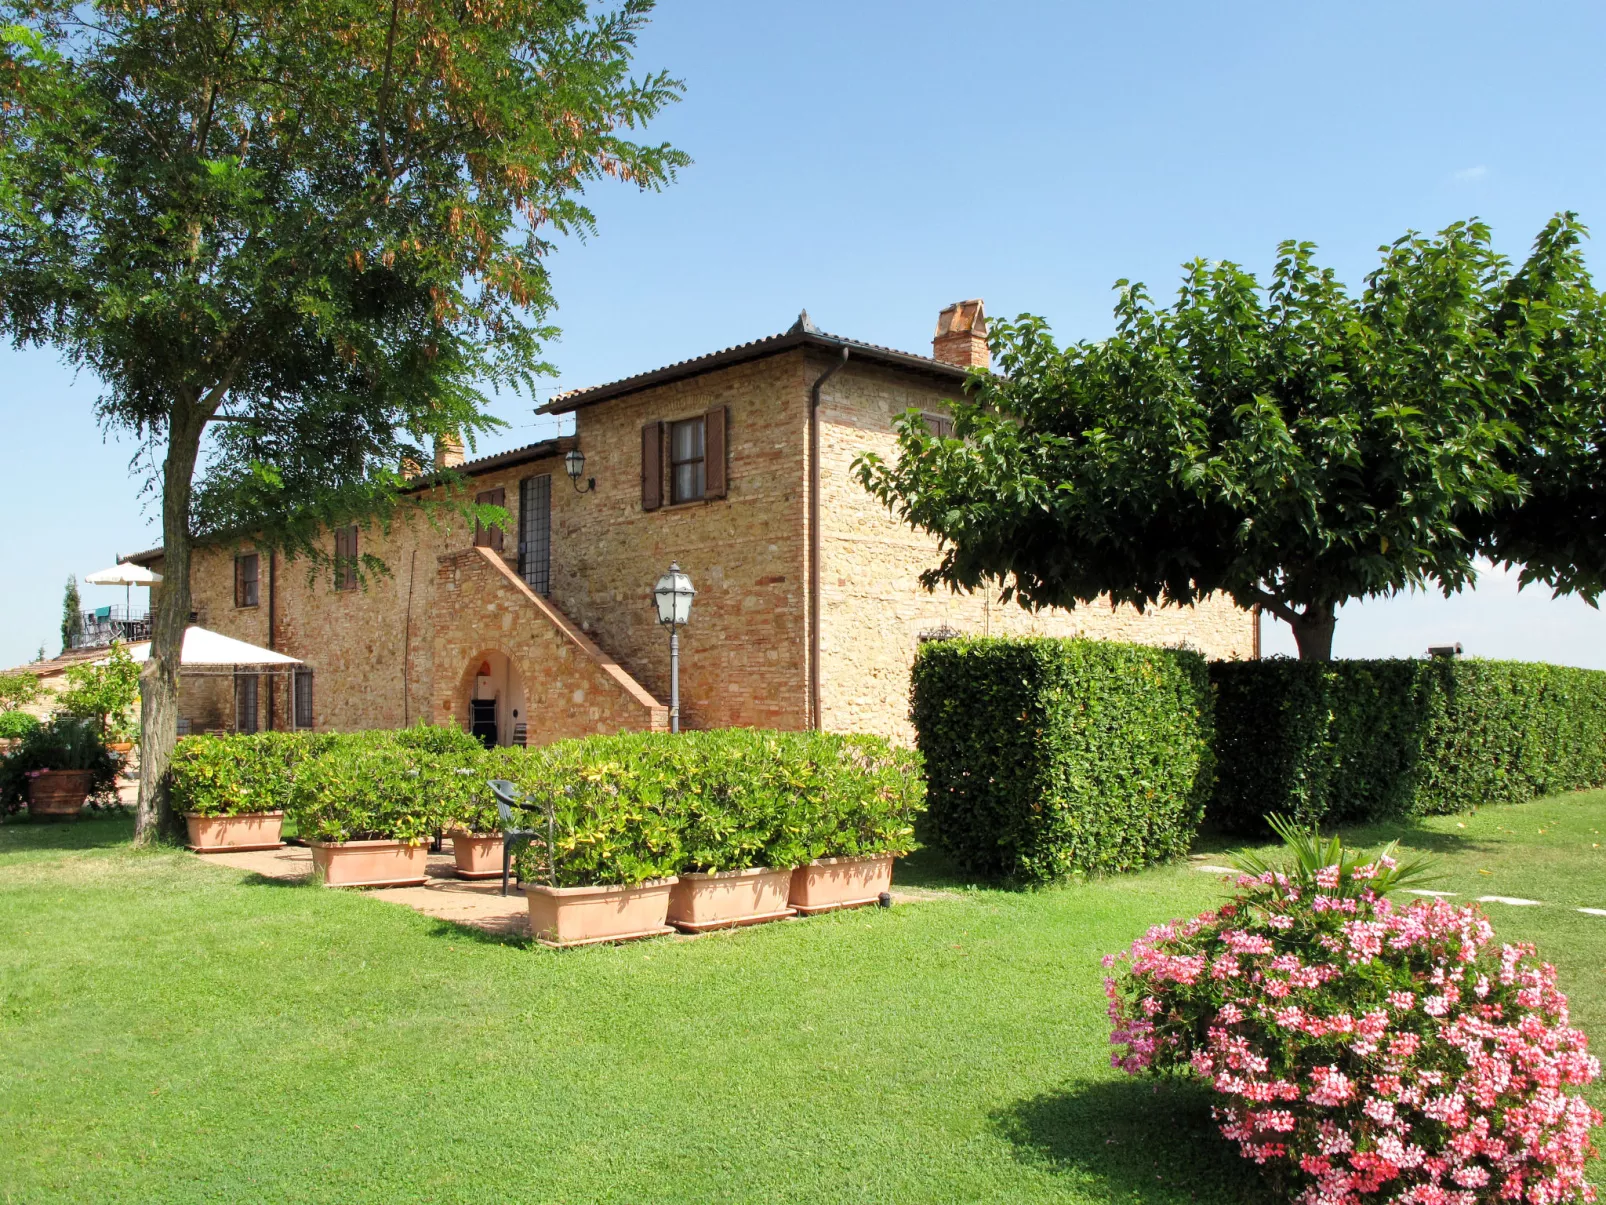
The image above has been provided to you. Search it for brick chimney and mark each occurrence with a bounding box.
[433,433,464,469]
[932,299,988,369]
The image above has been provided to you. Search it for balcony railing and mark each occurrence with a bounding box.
[67,606,151,650]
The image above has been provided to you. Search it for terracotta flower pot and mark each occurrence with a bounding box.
[106,741,135,755]
[525,878,678,948]
[667,866,796,933]
[308,839,430,888]
[451,833,504,879]
[789,854,894,915]
[26,769,94,820]
[185,811,285,853]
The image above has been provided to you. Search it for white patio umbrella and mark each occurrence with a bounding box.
[84,562,163,615]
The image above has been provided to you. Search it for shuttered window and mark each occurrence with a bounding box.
[474,487,506,551]
[642,421,663,511]
[234,553,259,607]
[921,412,955,440]
[235,671,259,734]
[333,526,358,591]
[670,417,705,504]
[518,474,551,595]
[292,668,313,729]
[704,405,727,498]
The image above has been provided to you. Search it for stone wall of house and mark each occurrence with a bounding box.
[430,548,667,738]
[552,351,812,731]
[815,353,1258,743]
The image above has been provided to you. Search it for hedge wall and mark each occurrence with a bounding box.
[910,637,1214,884]
[1210,658,1606,833]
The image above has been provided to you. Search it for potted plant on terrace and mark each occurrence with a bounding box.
[391,723,495,878]
[498,739,681,948]
[787,734,923,915]
[0,716,120,821]
[665,731,805,933]
[170,732,311,852]
[288,738,440,888]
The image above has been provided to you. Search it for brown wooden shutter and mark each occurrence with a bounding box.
[703,405,727,499]
[474,488,505,551]
[642,421,663,511]
[234,557,245,607]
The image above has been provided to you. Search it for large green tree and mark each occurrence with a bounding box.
[858,218,1596,660]
[0,0,685,840]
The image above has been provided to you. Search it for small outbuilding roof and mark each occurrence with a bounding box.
[120,626,302,669]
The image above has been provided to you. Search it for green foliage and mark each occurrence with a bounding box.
[1229,814,1437,897]
[1209,658,1606,833]
[910,636,1214,884]
[855,217,1601,660]
[59,576,80,653]
[0,716,119,814]
[0,710,40,740]
[287,735,442,845]
[0,671,42,713]
[57,642,140,741]
[170,731,322,817]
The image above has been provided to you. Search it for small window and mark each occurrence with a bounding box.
[474,487,506,552]
[234,553,260,607]
[235,671,259,735]
[292,668,314,729]
[921,412,955,440]
[333,526,358,591]
[670,417,705,504]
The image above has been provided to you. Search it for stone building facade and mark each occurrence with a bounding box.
[131,302,1258,746]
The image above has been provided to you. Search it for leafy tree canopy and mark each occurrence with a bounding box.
[0,0,686,838]
[858,217,1599,659]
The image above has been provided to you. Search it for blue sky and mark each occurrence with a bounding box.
[4,0,1605,667]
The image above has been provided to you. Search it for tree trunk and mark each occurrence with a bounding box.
[133,399,208,845]
[1289,604,1336,662]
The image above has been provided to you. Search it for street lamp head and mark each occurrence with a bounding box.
[564,447,594,492]
[654,562,695,627]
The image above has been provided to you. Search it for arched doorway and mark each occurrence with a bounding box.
[461,651,528,748]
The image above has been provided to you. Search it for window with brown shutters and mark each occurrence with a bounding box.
[920,412,955,440]
[669,417,705,503]
[703,405,728,498]
[333,526,358,591]
[642,421,664,511]
[474,487,506,552]
[234,553,259,607]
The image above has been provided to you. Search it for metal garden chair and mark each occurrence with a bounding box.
[487,779,543,897]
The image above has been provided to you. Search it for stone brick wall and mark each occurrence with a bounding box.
[814,352,1257,743]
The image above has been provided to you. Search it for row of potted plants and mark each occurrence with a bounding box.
[0,716,123,819]
[170,725,926,946]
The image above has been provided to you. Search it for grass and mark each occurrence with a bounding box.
[4,795,1606,1204]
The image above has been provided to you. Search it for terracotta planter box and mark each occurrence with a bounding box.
[309,839,429,888]
[26,769,93,820]
[451,834,504,879]
[789,854,894,915]
[667,866,796,933]
[185,811,285,853]
[525,878,677,948]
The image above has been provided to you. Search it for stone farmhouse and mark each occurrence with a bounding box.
[126,301,1257,747]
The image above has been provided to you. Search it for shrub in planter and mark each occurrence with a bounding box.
[1103,819,1601,1204]
[912,636,1213,884]
[0,716,120,818]
[170,731,322,850]
[0,710,40,742]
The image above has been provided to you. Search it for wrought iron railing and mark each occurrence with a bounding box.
[67,606,151,650]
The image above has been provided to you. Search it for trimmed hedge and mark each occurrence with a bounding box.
[1210,658,1606,832]
[910,637,1214,884]
[171,726,924,888]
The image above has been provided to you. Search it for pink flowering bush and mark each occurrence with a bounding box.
[1104,820,1601,1204]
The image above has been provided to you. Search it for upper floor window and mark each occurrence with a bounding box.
[474,487,506,552]
[333,526,358,591]
[234,553,259,608]
[921,412,955,440]
[519,474,551,596]
[670,416,705,503]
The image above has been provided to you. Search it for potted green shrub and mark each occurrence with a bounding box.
[288,736,441,887]
[665,731,806,933]
[391,724,494,878]
[58,642,140,755]
[497,739,681,948]
[787,734,923,915]
[170,732,311,852]
[0,717,120,820]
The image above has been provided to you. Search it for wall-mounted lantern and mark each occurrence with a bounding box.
[564,447,595,493]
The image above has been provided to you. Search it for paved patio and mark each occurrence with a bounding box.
[196,841,959,939]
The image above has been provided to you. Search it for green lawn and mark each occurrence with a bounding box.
[4,796,1606,1204]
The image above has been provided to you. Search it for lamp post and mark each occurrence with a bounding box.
[653,562,695,733]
